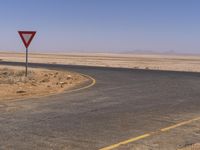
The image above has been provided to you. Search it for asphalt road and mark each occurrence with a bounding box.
[0,62,200,150]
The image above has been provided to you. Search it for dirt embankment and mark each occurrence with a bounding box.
[0,65,89,101]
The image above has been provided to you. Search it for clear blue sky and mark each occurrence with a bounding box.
[0,0,200,54]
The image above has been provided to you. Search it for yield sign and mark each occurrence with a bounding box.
[18,31,36,48]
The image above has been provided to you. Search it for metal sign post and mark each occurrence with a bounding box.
[26,48,28,76]
[18,31,36,77]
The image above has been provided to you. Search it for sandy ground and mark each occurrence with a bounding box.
[1,52,200,72]
[0,65,88,101]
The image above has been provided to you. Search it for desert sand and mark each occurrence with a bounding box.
[0,52,200,72]
[0,65,88,101]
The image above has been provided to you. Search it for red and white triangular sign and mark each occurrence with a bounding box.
[18,31,36,48]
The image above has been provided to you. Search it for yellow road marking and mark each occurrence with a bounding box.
[161,116,200,132]
[64,73,96,94]
[100,117,200,150]
[100,134,150,150]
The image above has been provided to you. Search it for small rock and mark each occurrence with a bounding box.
[31,83,37,86]
[16,90,26,94]
[40,78,49,83]
[2,72,8,75]
[67,75,72,80]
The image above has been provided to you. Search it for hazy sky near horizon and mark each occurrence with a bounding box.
[0,0,200,53]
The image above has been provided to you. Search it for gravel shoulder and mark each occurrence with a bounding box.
[0,65,89,101]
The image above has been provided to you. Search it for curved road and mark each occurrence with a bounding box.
[0,62,200,150]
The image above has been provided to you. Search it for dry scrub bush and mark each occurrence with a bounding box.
[0,68,35,84]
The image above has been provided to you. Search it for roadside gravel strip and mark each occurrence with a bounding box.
[0,65,89,101]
